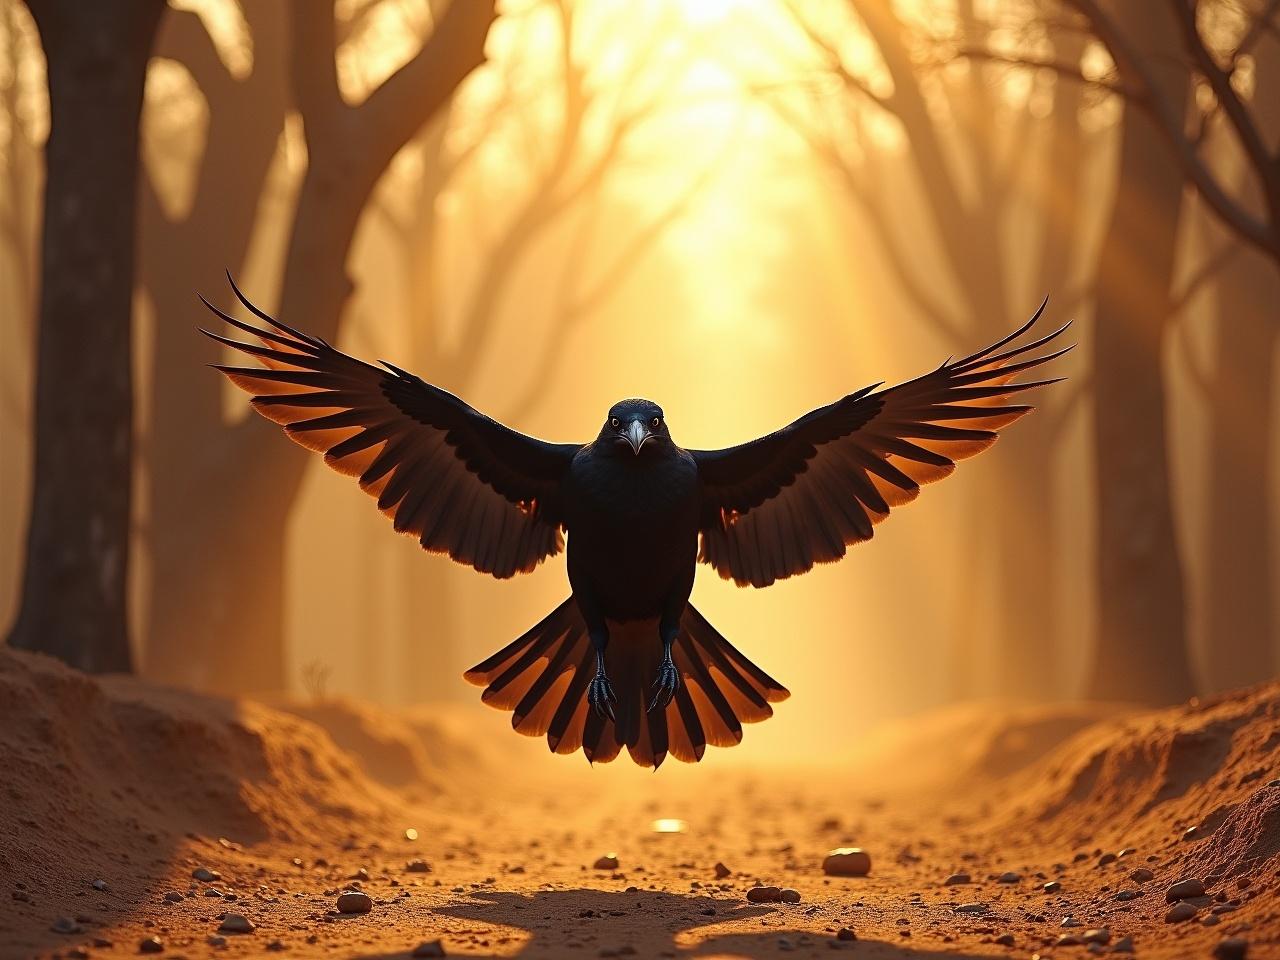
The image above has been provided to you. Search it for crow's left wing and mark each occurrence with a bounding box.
[201,280,580,579]
[691,302,1070,587]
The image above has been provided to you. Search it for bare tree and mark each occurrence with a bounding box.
[7,0,165,672]
[145,0,495,694]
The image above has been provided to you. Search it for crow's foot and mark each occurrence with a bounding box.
[588,672,617,721]
[647,657,680,712]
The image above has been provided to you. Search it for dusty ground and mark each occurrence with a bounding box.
[1,649,1278,960]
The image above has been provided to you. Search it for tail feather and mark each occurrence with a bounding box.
[464,597,789,768]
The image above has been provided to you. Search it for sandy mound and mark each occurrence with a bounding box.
[0,649,399,899]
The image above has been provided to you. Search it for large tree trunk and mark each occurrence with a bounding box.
[7,0,164,672]
[1085,2,1194,703]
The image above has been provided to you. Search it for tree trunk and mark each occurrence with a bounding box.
[7,0,164,672]
[1085,2,1194,703]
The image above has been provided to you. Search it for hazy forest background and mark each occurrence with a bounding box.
[1,0,1276,765]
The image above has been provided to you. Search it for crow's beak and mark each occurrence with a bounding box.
[624,419,650,455]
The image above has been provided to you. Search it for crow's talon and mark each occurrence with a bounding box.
[588,673,616,721]
[647,659,680,712]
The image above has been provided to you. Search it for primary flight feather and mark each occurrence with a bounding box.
[203,278,1070,768]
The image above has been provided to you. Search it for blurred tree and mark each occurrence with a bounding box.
[144,0,495,693]
[1083,0,1194,703]
[7,0,165,672]
[777,0,1093,696]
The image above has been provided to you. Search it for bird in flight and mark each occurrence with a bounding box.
[203,279,1069,768]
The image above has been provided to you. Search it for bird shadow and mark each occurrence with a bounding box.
[348,887,992,959]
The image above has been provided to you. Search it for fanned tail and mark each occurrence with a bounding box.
[464,598,789,768]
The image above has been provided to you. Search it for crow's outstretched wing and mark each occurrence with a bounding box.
[202,279,579,578]
[691,301,1071,587]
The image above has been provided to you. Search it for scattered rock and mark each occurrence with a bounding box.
[944,873,971,886]
[192,867,221,883]
[50,917,81,935]
[1056,935,1083,947]
[139,936,165,954]
[163,891,184,903]
[350,868,370,881]
[779,888,801,903]
[954,903,988,914]
[1202,914,1221,927]
[413,940,447,958]
[747,886,782,903]
[406,859,431,873]
[207,935,227,947]
[1129,868,1154,883]
[996,871,1021,884]
[1213,937,1248,960]
[267,940,286,951]
[822,848,871,877]
[836,928,856,942]
[1097,853,1117,867]
[218,913,256,934]
[1182,825,1200,841]
[995,934,1015,946]
[1166,878,1206,902]
[1061,916,1082,927]
[1165,902,1198,923]
[593,855,620,871]
[337,890,374,914]
[1111,936,1134,953]
[1114,889,1141,901]
[91,879,108,892]
[714,862,731,880]
[1043,881,1061,893]
[1083,929,1111,945]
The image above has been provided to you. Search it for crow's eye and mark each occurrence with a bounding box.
[610,417,620,428]
[651,417,661,427]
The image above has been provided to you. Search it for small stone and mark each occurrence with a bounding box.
[779,888,801,903]
[944,873,971,886]
[67,948,89,960]
[1114,889,1141,901]
[995,934,1015,946]
[218,913,256,934]
[1097,853,1117,866]
[997,871,1021,884]
[266,940,285,952]
[350,868,370,881]
[1061,916,1082,927]
[593,855,620,871]
[747,886,782,903]
[412,940,447,958]
[714,862,731,880]
[1056,935,1083,947]
[337,890,373,914]
[192,867,221,882]
[1166,878,1206,902]
[406,859,431,873]
[1043,881,1061,893]
[1213,937,1248,960]
[91,879,108,891]
[139,936,164,954]
[1165,901,1198,923]
[1083,929,1111,945]
[1129,868,1154,883]
[51,917,81,935]
[1182,825,1200,841]
[207,935,227,947]
[163,891,184,903]
[836,928,856,942]
[822,848,871,877]
[1111,936,1134,953]
[954,903,988,914]
[1202,914,1221,926]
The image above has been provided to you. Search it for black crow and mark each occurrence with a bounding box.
[202,279,1069,768]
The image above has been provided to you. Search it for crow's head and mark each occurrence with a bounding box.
[599,398,669,455]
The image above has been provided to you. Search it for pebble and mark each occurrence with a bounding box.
[350,868,370,881]
[822,848,871,877]
[995,934,1015,946]
[337,890,374,914]
[1213,937,1248,960]
[218,913,256,934]
[1182,825,1200,841]
[193,867,221,882]
[954,903,988,914]
[1114,889,1141,901]
[1111,936,1134,953]
[779,888,801,903]
[1202,914,1221,927]
[996,871,1021,884]
[1056,934,1083,947]
[50,917,81,935]
[1061,916,1082,927]
[139,936,165,953]
[413,940,447,958]
[836,928,856,942]
[207,935,227,947]
[747,886,782,903]
[1129,868,1154,883]
[714,862,731,880]
[91,879,108,892]
[163,891,184,903]
[944,873,971,886]
[1097,853,1117,867]
[267,940,286,951]
[1165,902,1198,923]
[406,859,431,873]
[1083,929,1111,945]
[593,855,620,871]
[1166,878,1206,902]
[1043,881,1061,893]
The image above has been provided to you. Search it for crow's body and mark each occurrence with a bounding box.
[203,280,1070,767]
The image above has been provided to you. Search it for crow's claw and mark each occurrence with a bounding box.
[588,673,617,722]
[647,658,680,713]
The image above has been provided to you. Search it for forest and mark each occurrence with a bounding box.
[0,1,1277,958]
